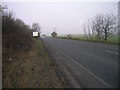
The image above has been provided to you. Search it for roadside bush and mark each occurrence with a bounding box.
[2,7,33,51]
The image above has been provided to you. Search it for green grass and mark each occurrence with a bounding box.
[107,35,119,44]
[58,35,119,45]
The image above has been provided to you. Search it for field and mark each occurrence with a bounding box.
[58,35,119,45]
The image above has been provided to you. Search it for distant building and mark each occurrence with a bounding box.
[51,31,57,37]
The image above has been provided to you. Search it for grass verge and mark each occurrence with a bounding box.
[58,35,119,45]
[2,37,67,88]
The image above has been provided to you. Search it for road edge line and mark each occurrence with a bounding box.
[55,47,113,88]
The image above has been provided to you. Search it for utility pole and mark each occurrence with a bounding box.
[118,1,120,34]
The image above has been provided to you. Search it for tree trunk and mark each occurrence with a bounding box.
[104,29,108,42]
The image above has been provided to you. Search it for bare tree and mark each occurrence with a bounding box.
[92,14,118,42]
[51,31,57,37]
[83,25,90,40]
[32,23,41,33]
[67,34,72,39]
[83,20,94,40]
[88,20,94,40]
[91,15,104,40]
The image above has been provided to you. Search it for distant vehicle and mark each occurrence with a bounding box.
[41,34,46,38]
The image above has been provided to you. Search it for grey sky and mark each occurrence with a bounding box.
[2,1,118,35]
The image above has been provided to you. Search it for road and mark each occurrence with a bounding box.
[43,37,118,88]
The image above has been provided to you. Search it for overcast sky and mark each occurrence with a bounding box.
[2,0,118,35]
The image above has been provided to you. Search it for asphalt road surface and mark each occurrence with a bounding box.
[43,37,118,88]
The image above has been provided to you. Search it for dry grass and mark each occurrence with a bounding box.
[2,35,67,88]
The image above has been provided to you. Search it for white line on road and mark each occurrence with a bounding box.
[55,47,113,88]
[104,50,118,55]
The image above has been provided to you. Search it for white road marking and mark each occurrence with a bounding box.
[55,47,113,88]
[104,50,118,55]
